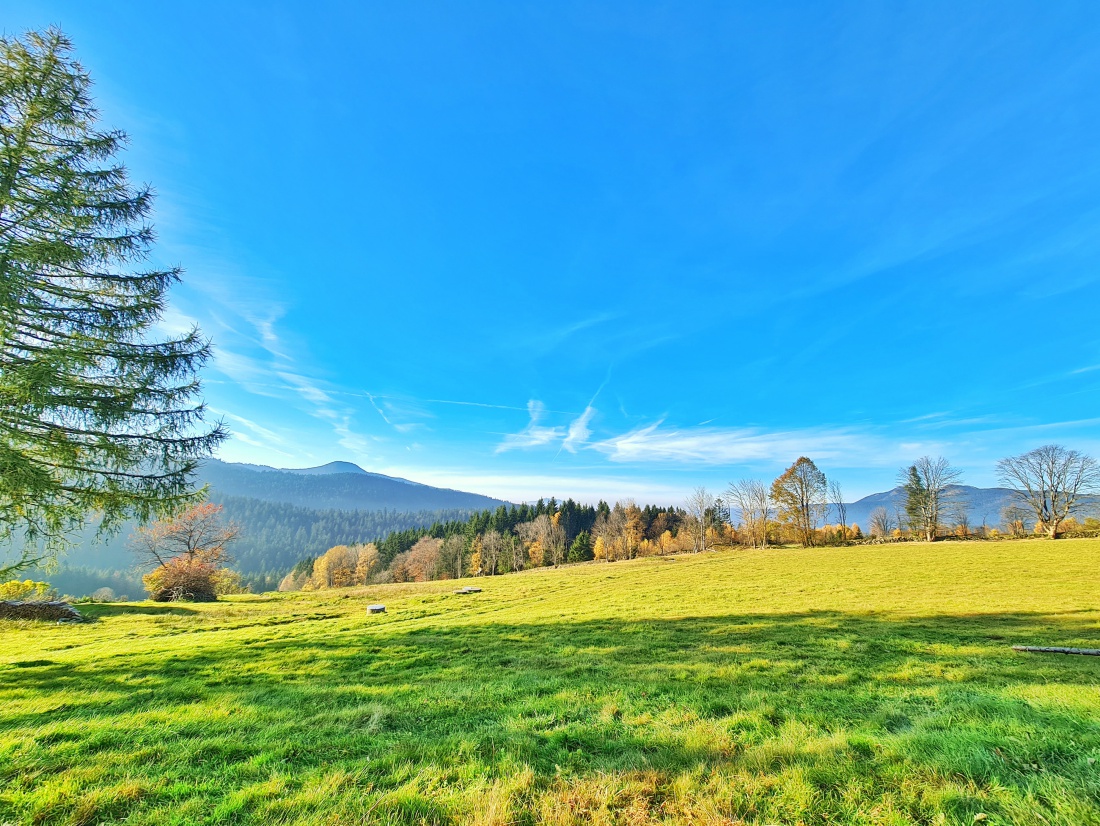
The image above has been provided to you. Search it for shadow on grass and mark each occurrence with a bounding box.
[5,610,1100,822]
[75,603,199,618]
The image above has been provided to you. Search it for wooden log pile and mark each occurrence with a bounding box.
[0,601,85,622]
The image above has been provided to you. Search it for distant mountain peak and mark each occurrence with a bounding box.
[198,458,507,512]
[285,461,368,476]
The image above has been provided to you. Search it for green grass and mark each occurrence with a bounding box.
[4,538,1100,825]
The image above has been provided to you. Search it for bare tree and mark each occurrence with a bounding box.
[997,445,1100,538]
[683,487,716,553]
[828,479,847,540]
[726,479,770,548]
[480,530,504,575]
[898,456,965,542]
[1001,503,1030,537]
[441,534,466,578]
[869,506,895,540]
[508,532,523,571]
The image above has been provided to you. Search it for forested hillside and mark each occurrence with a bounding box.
[29,460,509,596]
[35,498,484,596]
[199,460,508,511]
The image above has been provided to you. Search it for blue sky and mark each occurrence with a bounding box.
[9,3,1100,503]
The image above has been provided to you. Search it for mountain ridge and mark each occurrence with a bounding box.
[198,459,508,512]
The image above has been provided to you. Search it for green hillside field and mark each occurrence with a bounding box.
[4,538,1100,825]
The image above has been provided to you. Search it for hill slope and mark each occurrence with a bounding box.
[4,538,1100,824]
[199,459,508,512]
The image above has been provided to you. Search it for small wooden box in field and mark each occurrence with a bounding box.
[367,604,386,614]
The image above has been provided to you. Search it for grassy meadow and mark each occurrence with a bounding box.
[3,538,1100,825]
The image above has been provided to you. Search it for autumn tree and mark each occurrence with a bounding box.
[899,456,964,542]
[0,30,224,576]
[996,445,1100,539]
[591,501,641,561]
[312,545,357,588]
[405,537,443,581]
[355,543,380,584]
[515,519,545,566]
[130,502,239,601]
[725,479,770,548]
[536,513,567,567]
[618,501,644,559]
[770,458,827,547]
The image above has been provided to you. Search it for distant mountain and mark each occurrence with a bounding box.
[835,485,1097,531]
[285,461,372,476]
[197,459,508,512]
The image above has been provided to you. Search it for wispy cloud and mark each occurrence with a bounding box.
[589,421,938,468]
[365,393,393,425]
[523,312,621,354]
[496,400,566,453]
[561,406,596,454]
[213,410,288,446]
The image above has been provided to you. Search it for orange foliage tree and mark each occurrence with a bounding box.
[130,503,241,601]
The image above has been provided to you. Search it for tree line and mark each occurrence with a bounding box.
[285,444,1099,592]
[720,446,1099,548]
[280,498,691,590]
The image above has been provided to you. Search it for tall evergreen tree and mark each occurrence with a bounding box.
[902,465,926,536]
[897,457,963,542]
[0,30,224,574]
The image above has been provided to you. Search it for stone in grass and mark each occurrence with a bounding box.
[0,601,85,622]
[367,604,386,614]
[454,586,483,594]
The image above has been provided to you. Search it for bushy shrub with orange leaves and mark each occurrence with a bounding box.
[142,558,219,602]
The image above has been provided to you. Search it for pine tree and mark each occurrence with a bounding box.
[902,465,926,537]
[567,530,592,562]
[0,30,224,574]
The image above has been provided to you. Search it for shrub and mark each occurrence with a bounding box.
[0,579,56,601]
[143,559,219,602]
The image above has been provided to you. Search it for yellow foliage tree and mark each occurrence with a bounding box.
[659,530,676,554]
[355,543,380,584]
[593,536,606,561]
[527,539,545,567]
[0,579,53,600]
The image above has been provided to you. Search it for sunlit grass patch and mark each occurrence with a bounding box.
[3,538,1100,824]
